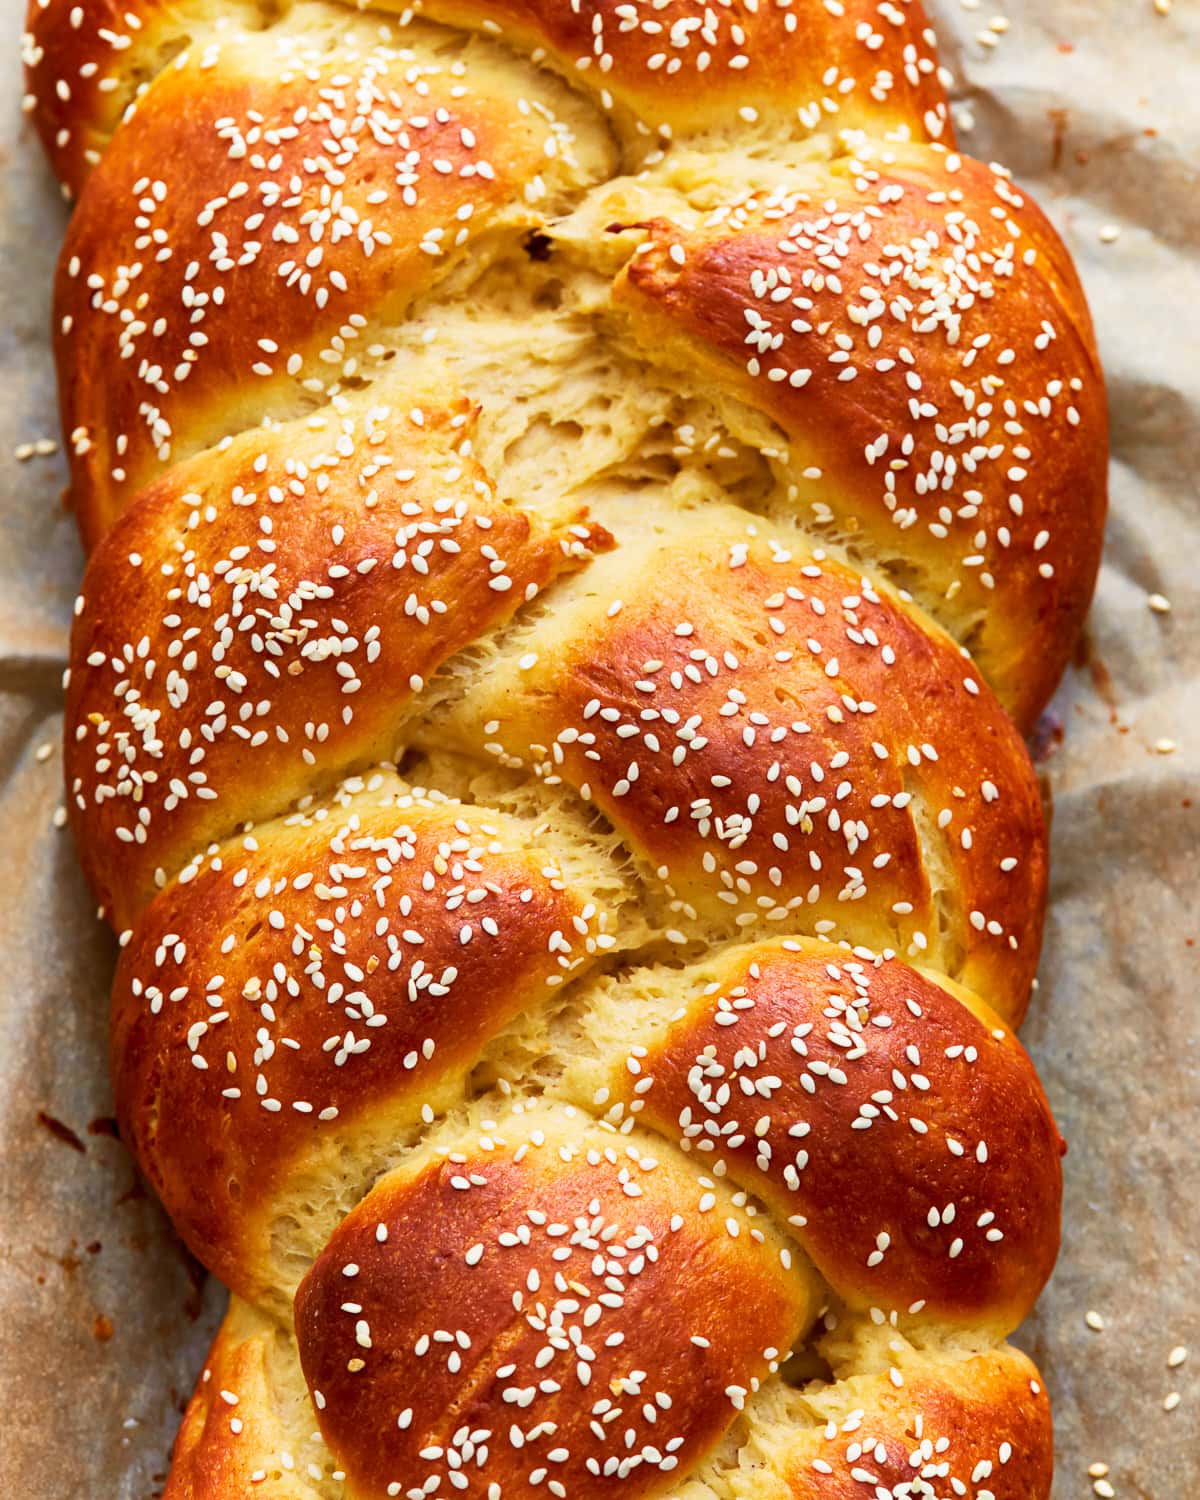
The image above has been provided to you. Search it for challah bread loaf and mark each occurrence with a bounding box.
[24,0,1106,1494]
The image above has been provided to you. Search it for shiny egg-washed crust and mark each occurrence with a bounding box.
[52,17,611,546]
[614,141,1107,728]
[294,1102,814,1499]
[564,936,1063,1338]
[435,511,1048,1021]
[777,1343,1053,1499]
[23,0,949,199]
[164,1300,1050,1500]
[21,0,235,197]
[111,771,632,1304]
[26,0,1107,1490]
[404,0,952,143]
[65,387,605,927]
[292,1104,816,1500]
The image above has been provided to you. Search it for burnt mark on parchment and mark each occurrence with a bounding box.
[36,1110,86,1153]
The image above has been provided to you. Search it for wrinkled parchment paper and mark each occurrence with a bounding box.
[1,0,1196,1493]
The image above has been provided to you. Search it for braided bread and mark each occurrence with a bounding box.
[23,0,1106,1494]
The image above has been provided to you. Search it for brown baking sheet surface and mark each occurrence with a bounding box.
[1,0,1195,1493]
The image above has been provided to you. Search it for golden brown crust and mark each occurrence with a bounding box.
[294,1103,814,1499]
[439,516,1047,1020]
[53,22,609,544]
[112,773,627,1301]
[23,0,189,196]
[24,0,950,200]
[65,392,603,928]
[574,937,1063,1334]
[168,1308,1054,1500]
[615,141,1107,726]
[777,1346,1053,1498]
[405,0,951,143]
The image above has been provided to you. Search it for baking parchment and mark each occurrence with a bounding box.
[0,0,1196,1493]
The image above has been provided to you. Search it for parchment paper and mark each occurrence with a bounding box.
[1,0,1196,1494]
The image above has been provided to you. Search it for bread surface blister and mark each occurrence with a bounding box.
[23,0,1106,1493]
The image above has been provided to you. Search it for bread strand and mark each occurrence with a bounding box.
[24,0,1106,1495]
